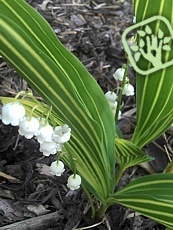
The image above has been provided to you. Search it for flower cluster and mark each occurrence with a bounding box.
[1,101,81,190]
[105,66,135,118]
[13,112,71,157]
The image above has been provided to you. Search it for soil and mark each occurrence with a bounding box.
[0,0,172,229]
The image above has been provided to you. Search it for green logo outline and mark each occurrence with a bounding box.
[122,16,173,75]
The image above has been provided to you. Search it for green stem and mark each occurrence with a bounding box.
[115,61,129,125]
[82,185,96,218]
[45,105,52,125]
[19,91,57,127]
[115,166,125,187]
[28,104,40,121]
[96,203,108,220]
[14,90,27,100]
[21,91,46,111]
[68,151,77,176]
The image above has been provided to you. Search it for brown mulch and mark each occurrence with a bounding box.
[0,0,172,229]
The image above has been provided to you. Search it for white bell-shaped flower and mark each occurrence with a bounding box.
[67,174,81,190]
[36,123,53,143]
[53,124,71,144]
[122,84,135,96]
[1,102,25,126]
[18,116,39,139]
[40,140,62,156]
[49,160,65,176]
[105,91,117,103]
[113,68,125,81]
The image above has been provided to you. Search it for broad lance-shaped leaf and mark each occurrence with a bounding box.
[0,0,115,171]
[0,0,116,202]
[131,0,173,148]
[107,174,173,229]
[115,138,152,171]
[0,0,115,164]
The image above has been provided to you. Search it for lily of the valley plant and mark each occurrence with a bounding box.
[0,0,173,229]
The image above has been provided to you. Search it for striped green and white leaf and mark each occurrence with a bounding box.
[115,138,153,171]
[0,0,115,202]
[131,0,173,148]
[109,174,173,229]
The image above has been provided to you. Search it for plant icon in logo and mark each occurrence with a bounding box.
[122,16,173,75]
[131,26,171,67]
